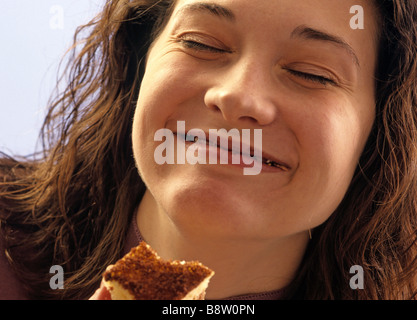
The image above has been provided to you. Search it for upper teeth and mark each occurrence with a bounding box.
[264,159,288,170]
[264,159,274,166]
[184,134,288,171]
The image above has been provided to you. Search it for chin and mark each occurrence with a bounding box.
[159,186,289,242]
[158,182,256,238]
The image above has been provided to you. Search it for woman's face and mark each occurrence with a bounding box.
[132,0,379,240]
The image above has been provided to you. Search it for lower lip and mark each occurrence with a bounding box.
[175,134,286,173]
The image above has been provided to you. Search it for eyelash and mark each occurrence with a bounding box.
[180,39,228,53]
[180,39,336,86]
[284,68,336,86]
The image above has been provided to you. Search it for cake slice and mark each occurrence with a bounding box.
[102,241,214,300]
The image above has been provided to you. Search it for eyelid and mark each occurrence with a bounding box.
[180,39,225,53]
[176,32,231,53]
[283,66,337,86]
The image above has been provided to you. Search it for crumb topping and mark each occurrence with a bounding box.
[103,242,213,300]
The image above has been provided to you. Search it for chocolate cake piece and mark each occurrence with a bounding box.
[102,241,214,300]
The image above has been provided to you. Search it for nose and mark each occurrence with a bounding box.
[204,58,277,126]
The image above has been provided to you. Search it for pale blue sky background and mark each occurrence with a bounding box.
[0,1,104,156]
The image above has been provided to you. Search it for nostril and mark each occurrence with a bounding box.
[238,115,259,124]
[208,104,222,113]
[206,103,229,120]
[206,103,265,125]
[204,87,276,125]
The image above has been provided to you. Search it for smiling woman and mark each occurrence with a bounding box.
[0,0,416,300]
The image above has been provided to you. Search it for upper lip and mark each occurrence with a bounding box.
[174,129,291,171]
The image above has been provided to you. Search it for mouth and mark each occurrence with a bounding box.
[175,131,290,172]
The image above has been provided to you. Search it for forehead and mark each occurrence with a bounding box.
[172,0,378,31]
[170,0,379,67]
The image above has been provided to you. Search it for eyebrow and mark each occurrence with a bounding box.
[174,5,360,68]
[291,25,360,68]
[175,2,236,22]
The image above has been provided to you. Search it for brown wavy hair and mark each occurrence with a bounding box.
[0,0,416,299]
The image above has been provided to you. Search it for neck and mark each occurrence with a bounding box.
[136,190,309,299]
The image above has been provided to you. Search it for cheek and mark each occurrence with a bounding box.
[135,56,206,129]
[291,98,373,224]
[309,111,363,172]
[131,54,200,182]
[133,59,183,142]
[296,92,370,173]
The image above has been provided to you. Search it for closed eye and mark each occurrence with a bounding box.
[285,68,336,86]
[179,39,230,53]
